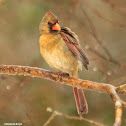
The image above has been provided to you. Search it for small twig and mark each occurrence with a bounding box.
[116,84,126,92]
[93,9,126,30]
[88,48,108,61]
[103,0,126,15]
[0,65,125,126]
[44,107,105,126]
[43,110,57,126]
[116,84,126,95]
[79,3,121,66]
[82,0,126,30]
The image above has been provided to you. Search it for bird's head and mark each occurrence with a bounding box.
[39,11,61,34]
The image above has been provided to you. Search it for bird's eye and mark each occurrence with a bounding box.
[57,20,59,23]
[48,22,52,25]
[55,20,59,23]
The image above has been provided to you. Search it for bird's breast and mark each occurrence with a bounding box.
[39,34,80,73]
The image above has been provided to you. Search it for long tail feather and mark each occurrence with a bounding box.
[73,87,88,115]
[69,67,88,115]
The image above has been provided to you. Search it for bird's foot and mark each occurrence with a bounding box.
[57,72,69,77]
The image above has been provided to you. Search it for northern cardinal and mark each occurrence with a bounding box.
[39,11,89,115]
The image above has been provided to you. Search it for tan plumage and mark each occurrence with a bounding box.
[39,11,89,115]
[39,33,80,74]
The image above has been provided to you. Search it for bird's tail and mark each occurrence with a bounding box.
[73,87,88,115]
[70,68,88,115]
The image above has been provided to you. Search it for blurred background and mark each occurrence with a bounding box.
[0,0,126,126]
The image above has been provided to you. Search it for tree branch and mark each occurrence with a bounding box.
[114,101,122,126]
[0,65,125,126]
[44,107,105,126]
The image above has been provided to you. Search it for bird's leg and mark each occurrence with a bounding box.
[57,72,69,76]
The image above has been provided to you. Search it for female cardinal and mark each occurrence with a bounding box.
[39,11,89,115]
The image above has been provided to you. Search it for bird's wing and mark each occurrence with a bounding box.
[60,27,89,70]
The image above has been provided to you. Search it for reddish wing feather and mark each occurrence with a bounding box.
[60,27,89,70]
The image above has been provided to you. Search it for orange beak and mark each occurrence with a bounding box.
[52,23,61,31]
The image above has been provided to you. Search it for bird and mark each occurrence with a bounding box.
[39,11,89,115]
